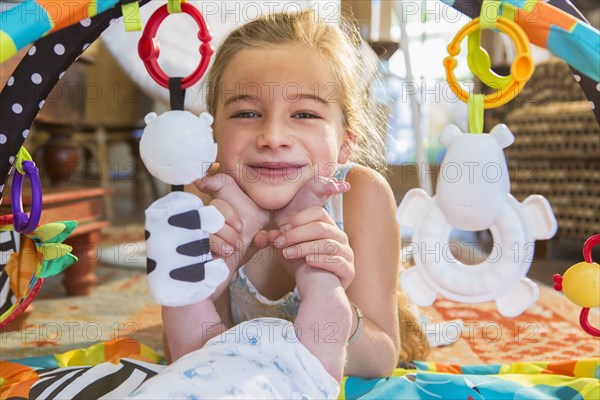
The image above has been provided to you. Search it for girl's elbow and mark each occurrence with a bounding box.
[381,344,401,376]
[359,354,397,379]
[356,339,399,378]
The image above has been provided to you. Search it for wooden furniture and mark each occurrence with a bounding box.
[1,186,111,296]
[31,119,156,218]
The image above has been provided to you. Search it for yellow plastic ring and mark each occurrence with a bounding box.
[444,17,534,109]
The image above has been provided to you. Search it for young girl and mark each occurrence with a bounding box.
[164,9,429,378]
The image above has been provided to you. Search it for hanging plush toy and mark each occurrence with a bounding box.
[135,2,226,307]
[397,124,558,317]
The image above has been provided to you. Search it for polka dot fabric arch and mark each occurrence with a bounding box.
[0,0,151,202]
[0,0,150,327]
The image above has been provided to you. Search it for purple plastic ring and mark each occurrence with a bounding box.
[11,160,42,234]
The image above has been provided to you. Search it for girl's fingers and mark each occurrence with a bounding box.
[210,223,242,250]
[210,198,243,232]
[252,230,270,249]
[305,255,355,289]
[253,229,281,249]
[273,178,350,227]
[266,229,281,242]
[194,173,229,196]
[278,205,335,232]
[316,177,351,197]
[207,200,242,258]
[209,234,236,258]
[196,173,270,232]
[280,239,353,265]
[274,221,347,249]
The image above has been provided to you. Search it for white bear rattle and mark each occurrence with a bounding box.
[140,110,228,307]
[140,111,217,185]
[397,124,558,317]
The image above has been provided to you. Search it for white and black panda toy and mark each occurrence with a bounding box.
[140,110,228,307]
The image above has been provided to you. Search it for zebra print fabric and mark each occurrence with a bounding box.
[0,230,19,316]
[27,358,164,399]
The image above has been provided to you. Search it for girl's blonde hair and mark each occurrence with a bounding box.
[205,9,387,174]
[398,290,430,362]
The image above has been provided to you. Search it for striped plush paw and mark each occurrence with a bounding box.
[145,191,228,306]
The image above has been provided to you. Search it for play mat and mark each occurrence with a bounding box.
[1,339,598,399]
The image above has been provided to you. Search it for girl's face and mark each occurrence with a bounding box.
[213,44,352,210]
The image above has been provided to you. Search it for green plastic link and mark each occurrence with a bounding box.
[468,93,485,134]
[480,0,502,29]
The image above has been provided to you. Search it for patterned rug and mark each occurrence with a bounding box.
[421,285,600,364]
[0,264,162,360]
[1,258,598,364]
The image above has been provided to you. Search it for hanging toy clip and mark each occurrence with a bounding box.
[467,0,512,90]
[138,2,213,89]
[121,1,143,32]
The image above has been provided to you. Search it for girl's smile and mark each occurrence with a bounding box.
[245,162,307,181]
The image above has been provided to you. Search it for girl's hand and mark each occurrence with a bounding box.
[194,173,270,269]
[273,205,355,289]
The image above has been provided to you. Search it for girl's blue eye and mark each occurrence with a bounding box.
[232,111,259,118]
[293,112,319,119]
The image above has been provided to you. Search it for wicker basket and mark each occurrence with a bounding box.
[508,158,600,242]
[484,58,588,129]
[505,101,599,159]
[503,90,600,242]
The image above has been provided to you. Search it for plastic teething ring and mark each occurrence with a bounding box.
[138,3,213,89]
[444,17,534,109]
[11,160,42,234]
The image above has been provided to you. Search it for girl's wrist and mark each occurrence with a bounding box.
[296,265,342,297]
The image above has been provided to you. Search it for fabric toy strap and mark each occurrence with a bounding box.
[168,77,186,192]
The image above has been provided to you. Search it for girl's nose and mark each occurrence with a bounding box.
[256,118,294,149]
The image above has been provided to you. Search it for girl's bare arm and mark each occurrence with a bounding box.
[342,166,403,378]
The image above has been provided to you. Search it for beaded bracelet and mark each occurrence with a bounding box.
[347,303,363,345]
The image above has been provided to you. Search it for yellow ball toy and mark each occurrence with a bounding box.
[561,262,600,308]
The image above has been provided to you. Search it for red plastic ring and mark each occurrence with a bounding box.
[138,3,214,89]
[582,234,600,264]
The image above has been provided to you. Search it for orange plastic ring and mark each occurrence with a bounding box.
[444,17,534,109]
